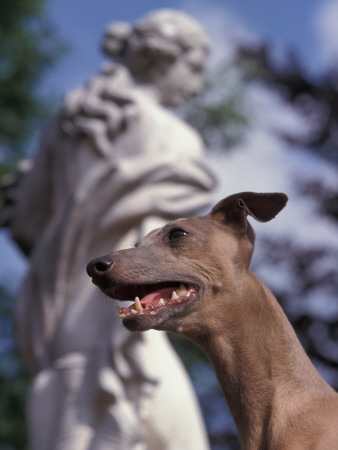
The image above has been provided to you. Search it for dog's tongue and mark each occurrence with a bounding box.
[140,287,174,305]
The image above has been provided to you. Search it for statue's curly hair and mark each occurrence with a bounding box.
[101,9,209,79]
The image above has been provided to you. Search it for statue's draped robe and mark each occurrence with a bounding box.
[10,72,215,449]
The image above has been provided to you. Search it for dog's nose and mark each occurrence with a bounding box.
[86,255,114,278]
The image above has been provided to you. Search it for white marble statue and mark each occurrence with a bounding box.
[1,9,216,450]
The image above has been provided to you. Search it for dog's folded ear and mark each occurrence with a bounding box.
[210,192,288,233]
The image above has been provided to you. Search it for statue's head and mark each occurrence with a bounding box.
[102,9,210,106]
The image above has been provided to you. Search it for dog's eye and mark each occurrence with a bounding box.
[169,228,188,241]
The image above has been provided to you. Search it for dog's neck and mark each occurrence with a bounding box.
[196,272,332,450]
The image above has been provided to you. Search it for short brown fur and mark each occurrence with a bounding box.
[87,192,338,450]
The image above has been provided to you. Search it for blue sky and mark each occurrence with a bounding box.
[43,0,338,98]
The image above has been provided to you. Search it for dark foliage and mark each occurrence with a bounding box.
[0,1,66,448]
[0,284,29,450]
[0,0,66,166]
[255,237,338,391]
[234,42,338,162]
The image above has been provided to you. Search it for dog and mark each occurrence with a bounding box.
[87,192,338,449]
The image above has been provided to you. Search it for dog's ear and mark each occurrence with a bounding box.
[210,192,288,236]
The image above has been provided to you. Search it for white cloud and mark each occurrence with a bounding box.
[313,0,338,68]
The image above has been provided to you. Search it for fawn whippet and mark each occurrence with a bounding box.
[87,192,338,450]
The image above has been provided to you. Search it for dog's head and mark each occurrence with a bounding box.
[87,192,287,340]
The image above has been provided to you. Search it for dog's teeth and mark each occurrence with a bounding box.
[134,297,143,312]
[120,313,126,319]
[131,309,138,315]
[177,284,187,296]
[116,306,122,314]
[159,298,165,306]
[171,290,179,300]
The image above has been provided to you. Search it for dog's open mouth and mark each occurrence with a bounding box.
[106,282,198,320]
